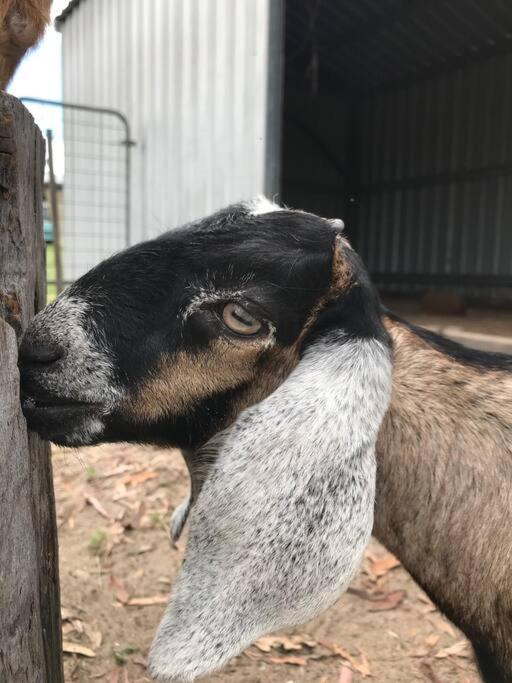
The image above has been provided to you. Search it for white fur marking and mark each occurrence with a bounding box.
[25,293,122,441]
[245,195,283,216]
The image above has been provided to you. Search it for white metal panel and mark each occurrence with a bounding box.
[60,0,279,280]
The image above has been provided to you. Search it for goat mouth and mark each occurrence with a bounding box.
[21,395,106,445]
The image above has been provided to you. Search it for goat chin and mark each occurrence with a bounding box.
[148,333,392,682]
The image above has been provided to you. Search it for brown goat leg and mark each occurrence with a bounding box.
[376,315,512,681]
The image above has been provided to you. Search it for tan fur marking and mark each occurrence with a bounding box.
[331,234,353,294]
[122,337,271,423]
[296,235,353,346]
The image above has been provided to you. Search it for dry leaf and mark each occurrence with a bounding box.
[70,618,84,633]
[101,465,134,478]
[368,589,406,611]
[83,623,103,649]
[127,594,168,606]
[266,655,308,666]
[58,502,76,528]
[128,543,153,556]
[413,646,431,658]
[85,494,111,519]
[365,551,400,578]
[319,640,354,661]
[339,665,353,683]
[254,634,316,653]
[425,634,440,648]
[121,470,159,486]
[254,637,275,653]
[61,606,77,621]
[110,575,130,604]
[319,641,371,676]
[109,521,127,536]
[354,648,371,677]
[62,622,75,636]
[348,587,389,601]
[427,616,456,638]
[119,501,146,530]
[417,594,436,608]
[435,640,471,659]
[62,641,96,658]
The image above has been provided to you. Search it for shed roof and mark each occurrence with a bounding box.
[57,0,512,91]
[286,0,512,91]
[55,0,82,27]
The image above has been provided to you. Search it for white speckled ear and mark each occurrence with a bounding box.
[149,332,392,682]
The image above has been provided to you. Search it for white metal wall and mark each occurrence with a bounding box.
[60,0,280,278]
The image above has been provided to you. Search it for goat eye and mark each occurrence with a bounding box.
[222,303,262,335]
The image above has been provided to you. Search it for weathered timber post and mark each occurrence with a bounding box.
[0,93,64,682]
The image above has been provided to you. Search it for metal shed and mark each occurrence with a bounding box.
[56,0,283,280]
[57,0,512,302]
[283,0,512,303]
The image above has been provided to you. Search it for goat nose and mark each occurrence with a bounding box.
[18,338,64,366]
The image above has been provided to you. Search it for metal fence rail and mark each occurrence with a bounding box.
[21,97,134,296]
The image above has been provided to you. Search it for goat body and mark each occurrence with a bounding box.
[18,199,512,682]
[377,315,512,683]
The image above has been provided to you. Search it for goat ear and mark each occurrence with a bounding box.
[148,279,392,682]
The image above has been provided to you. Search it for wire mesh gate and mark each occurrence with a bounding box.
[21,97,134,300]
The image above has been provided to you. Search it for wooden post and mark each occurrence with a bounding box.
[0,93,64,682]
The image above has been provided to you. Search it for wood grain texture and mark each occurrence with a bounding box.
[0,92,63,683]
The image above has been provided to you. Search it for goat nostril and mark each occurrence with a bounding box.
[18,340,65,366]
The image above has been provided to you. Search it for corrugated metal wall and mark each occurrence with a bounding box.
[282,92,349,221]
[355,54,512,301]
[60,0,281,279]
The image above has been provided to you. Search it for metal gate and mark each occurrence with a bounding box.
[21,97,134,299]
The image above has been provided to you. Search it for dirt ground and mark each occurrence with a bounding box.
[55,443,481,683]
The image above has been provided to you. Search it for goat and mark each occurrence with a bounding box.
[18,198,512,682]
[0,0,51,89]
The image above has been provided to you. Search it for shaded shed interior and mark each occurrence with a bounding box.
[282,0,512,302]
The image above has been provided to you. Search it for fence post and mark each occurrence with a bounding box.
[0,93,64,682]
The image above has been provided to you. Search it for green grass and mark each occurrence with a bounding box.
[112,644,138,666]
[46,243,57,303]
[85,465,100,482]
[88,529,108,556]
